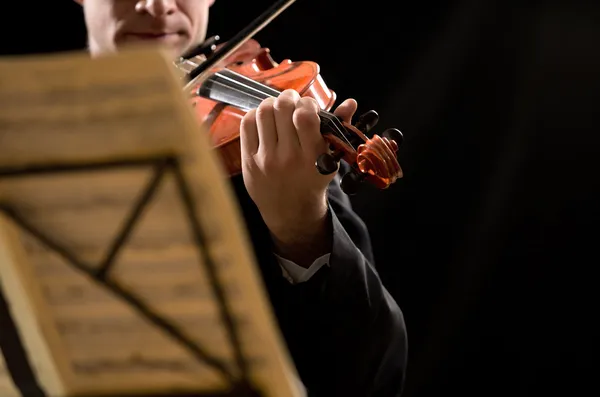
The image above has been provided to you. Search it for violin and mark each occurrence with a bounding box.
[174,0,403,195]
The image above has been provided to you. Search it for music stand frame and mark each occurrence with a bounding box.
[0,156,262,397]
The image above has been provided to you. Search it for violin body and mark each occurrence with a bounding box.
[187,39,337,177]
[180,37,403,194]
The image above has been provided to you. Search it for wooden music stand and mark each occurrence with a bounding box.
[0,47,303,397]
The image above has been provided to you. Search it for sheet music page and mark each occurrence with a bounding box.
[0,47,303,397]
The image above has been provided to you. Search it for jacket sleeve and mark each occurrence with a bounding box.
[273,168,408,397]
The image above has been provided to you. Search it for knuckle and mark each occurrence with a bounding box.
[256,98,274,118]
[299,96,318,108]
[293,106,320,126]
[281,88,300,99]
[274,94,297,112]
[240,109,256,127]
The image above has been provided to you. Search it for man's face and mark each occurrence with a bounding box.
[77,0,215,57]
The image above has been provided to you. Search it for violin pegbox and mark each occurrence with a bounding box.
[315,109,404,195]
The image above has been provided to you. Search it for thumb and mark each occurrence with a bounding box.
[333,98,357,123]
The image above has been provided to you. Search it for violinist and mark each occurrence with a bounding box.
[73,0,408,395]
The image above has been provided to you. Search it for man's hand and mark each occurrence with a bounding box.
[239,89,357,267]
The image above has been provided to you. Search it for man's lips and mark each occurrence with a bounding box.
[123,32,182,42]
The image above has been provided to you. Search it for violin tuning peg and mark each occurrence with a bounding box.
[340,170,365,195]
[316,152,340,175]
[382,128,404,149]
[355,110,379,135]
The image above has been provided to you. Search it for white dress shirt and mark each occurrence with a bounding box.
[275,253,331,284]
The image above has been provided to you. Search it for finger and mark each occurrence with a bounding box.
[240,108,259,157]
[293,97,325,157]
[273,89,301,153]
[255,97,278,153]
[333,98,358,123]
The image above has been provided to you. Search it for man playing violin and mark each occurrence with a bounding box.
[74,0,408,396]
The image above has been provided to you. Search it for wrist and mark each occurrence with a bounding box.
[264,191,328,239]
[267,196,332,268]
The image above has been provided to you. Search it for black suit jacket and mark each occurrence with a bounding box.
[229,164,408,397]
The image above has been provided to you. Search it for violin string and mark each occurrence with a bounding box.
[211,72,274,103]
[183,61,273,103]
[208,74,354,148]
[180,61,354,147]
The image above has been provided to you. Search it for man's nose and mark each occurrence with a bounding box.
[138,0,177,16]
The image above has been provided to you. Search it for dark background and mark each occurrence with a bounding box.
[2,0,598,396]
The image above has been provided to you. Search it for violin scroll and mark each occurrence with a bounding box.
[315,109,404,195]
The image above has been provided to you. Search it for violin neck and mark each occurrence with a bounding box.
[179,57,335,121]
[198,70,342,126]
[197,69,355,147]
